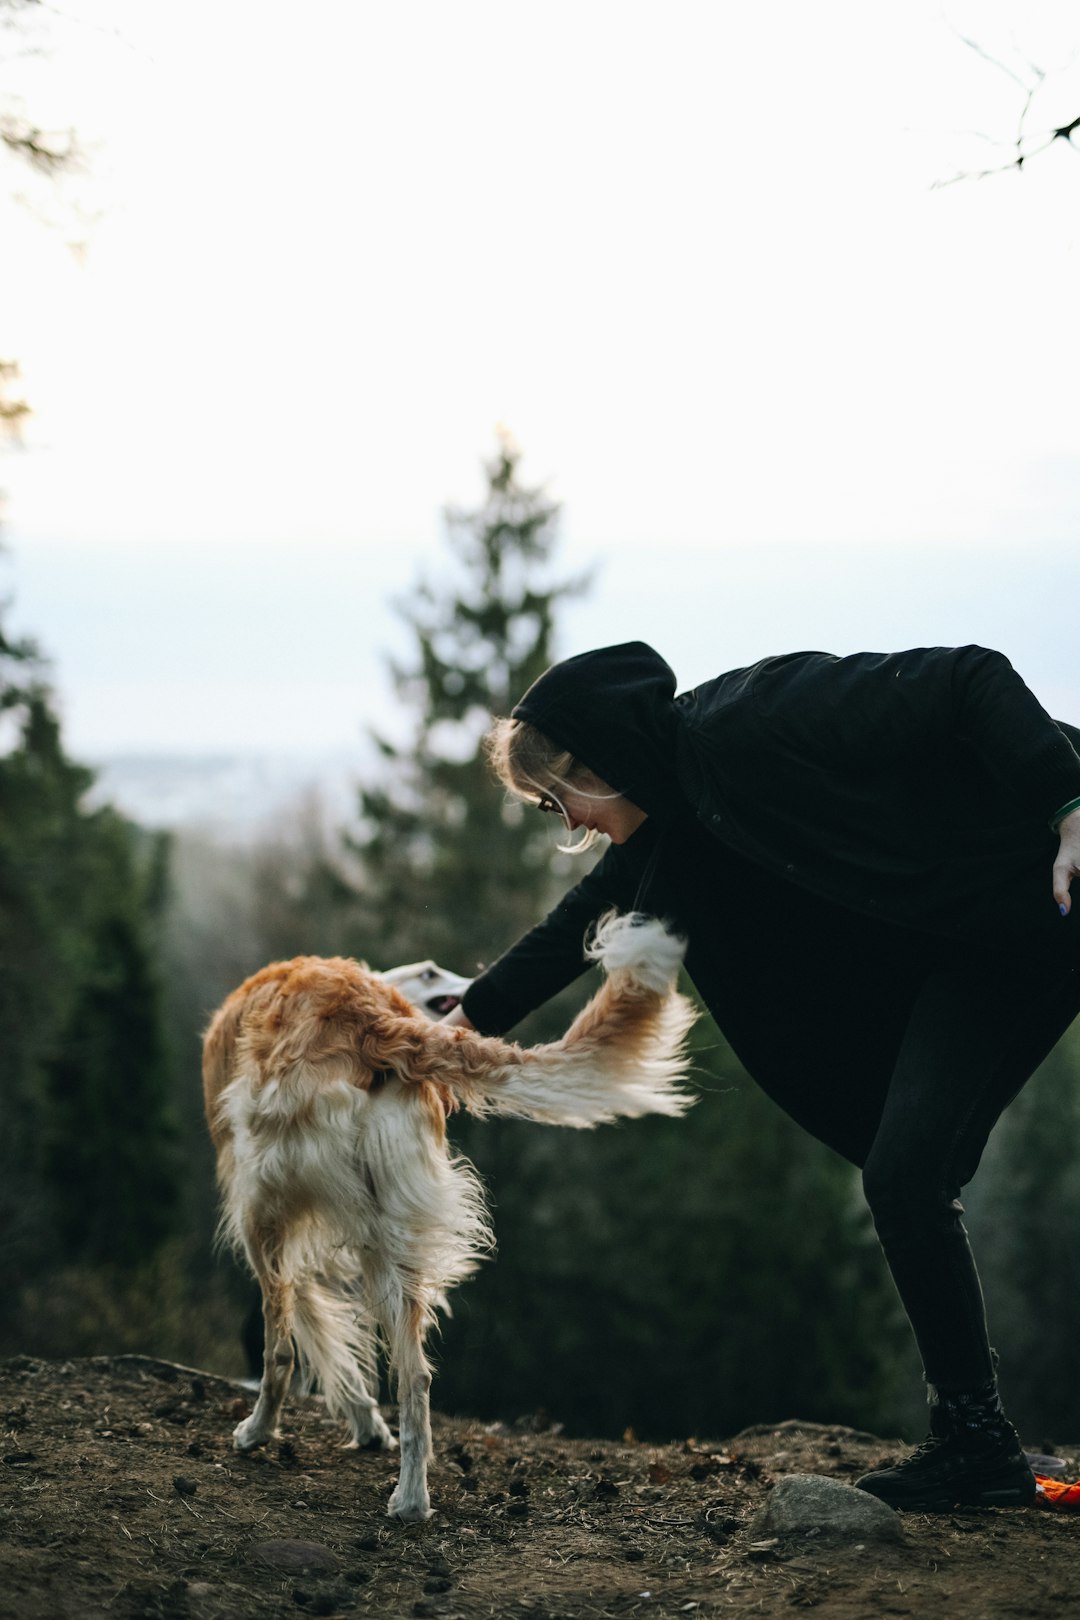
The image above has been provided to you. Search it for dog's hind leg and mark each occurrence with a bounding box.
[378,1286,434,1522]
[233,1230,295,1452]
[338,1321,395,1454]
[290,1277,395,1452]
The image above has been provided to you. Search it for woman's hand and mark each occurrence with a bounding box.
[1053,807,1080,916]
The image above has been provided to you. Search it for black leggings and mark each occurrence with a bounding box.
[856,953,1080,1388]
[671,825,1080,1393]
[736,942,1080,1390]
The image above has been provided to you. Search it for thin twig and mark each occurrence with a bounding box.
[934,27,1079,185]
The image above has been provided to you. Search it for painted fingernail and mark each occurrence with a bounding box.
[1060,903,1069,917]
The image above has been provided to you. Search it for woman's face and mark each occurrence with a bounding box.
[539,771,648,844]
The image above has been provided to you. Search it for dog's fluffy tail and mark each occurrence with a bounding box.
[290,1265,381,1429]
[420,912,697,1126]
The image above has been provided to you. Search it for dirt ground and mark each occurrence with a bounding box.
[3,1356,1080,1619]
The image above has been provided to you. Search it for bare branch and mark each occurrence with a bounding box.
[936,31,1080,185]
[954,31,1035,94]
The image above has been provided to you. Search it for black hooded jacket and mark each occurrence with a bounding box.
[460,643,1080,1127]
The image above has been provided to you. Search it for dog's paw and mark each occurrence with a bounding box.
[387,1483,432,1522]
[343,1410,397,1452]
[232,1415,274,1452]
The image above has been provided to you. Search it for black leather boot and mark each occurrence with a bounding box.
[855,1382,1035,1511]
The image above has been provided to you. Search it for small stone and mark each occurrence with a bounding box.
[250,1538,341,1574]
[173,1476,198,1497]
[751,1475,902,1543]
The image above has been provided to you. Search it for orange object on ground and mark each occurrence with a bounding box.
[1034,1474,1080,1509]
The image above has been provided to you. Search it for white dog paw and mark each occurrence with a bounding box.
[387,1485,432,1522]
[343,1415,397,1453]
[232,1415,273,1452]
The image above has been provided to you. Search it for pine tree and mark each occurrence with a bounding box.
[43,823,177,1268]
[0,592,178,1323]
[346,428,587,977]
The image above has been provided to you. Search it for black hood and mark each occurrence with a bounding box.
[511,642,684,819]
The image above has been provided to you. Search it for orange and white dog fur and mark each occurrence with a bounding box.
[202,912,695,1521]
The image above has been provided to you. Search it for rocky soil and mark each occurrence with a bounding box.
[3,1355,1080,1619]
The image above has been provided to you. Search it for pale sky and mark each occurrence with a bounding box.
[2,0,1079,757]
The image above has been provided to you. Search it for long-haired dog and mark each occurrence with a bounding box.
[202,912,695,1521]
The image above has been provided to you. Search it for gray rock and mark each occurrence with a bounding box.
[248,1538,341,1573]
[752,1474,903,1542]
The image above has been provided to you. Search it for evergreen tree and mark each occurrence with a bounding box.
[0,586,178,1325]
[44,828,177,1268]
[346,428,586,976]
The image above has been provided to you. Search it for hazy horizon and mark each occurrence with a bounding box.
[3,0,1079,758]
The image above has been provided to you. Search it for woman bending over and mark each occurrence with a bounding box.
[443,641,1080,1513]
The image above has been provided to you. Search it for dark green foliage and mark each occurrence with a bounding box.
[0,592,178,1328]
[44,897,176,1266]
[965,1026,1080,1443]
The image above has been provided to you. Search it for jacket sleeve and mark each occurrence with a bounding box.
[460,834,650,1036]
[751,645,1080,823]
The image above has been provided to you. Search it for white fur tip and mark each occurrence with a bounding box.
[585,911,687,994]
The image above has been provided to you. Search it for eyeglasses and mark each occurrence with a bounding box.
[535,794,560,815]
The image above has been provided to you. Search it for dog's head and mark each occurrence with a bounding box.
[375,959,472,1021]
